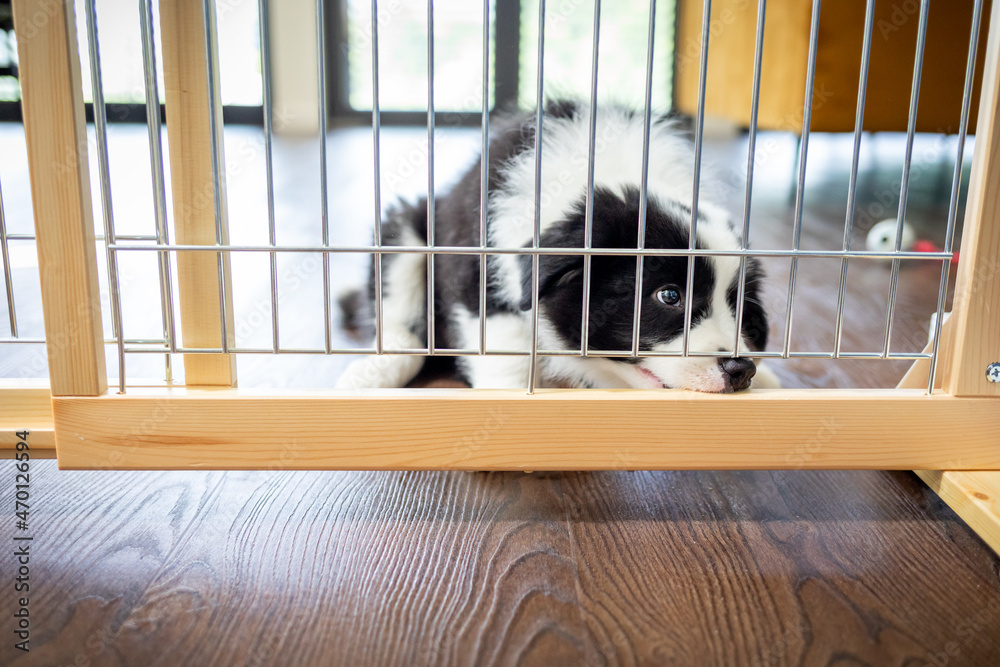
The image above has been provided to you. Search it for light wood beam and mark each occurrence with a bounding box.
[52,388,1000,471]
[12,0,107,396]
[159,0,237,386]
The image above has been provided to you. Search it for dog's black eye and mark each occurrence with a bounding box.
[654,286,682,306]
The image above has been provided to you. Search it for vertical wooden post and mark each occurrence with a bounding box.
[13,0,107,397]
[159,0,237,386]
[945,2,1000,398]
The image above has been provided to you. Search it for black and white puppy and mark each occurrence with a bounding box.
[338,100,777,392]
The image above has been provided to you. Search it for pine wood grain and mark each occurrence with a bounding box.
[2,463,998,666]
[0,382,54,449]
[944,0,1000,398]
[11,0,107,396]
[50,388,1000,471]
[159,0,236,386]
[917,470,1000,556]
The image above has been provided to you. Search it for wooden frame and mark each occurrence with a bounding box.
[12,0,106,397]
[3,1,998,554]
[49,388,1000,470]
[0,381,55,457]
[159,0,236,386]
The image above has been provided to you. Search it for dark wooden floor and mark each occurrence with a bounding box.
[4,126,1000,665]
[2,466,1000,666]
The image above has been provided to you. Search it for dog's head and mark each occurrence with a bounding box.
[518,186,768,393]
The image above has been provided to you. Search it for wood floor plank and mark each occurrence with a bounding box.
[4,463,999,666]
[561,470,1000,666]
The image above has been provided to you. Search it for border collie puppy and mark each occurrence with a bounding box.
[337,100,777,392]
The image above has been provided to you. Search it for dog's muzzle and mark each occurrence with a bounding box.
[719,357,756,392]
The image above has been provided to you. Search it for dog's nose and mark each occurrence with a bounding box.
[719,357,756,392]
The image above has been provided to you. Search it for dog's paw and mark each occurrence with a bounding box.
[751,361,781,389]
[335,354,425,390]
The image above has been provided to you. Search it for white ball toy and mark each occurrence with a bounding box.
[866,219,916,253]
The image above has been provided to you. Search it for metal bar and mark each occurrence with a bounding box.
[318,0,332,355]
[202,0,230,354]
[107,244,955,260]
[733,0,767,357]
[683,0,712,357]
[0,177,15,337]
[260,0,279,354]
[427,0,437,354]
[882,0,929,358]
[371,0,384,355]
[115,345,933,360]
[833,0,876,358]
[781,0,822,358]
[580,0,601,356]
[528,0,546,393]
[5,233,159,241]
[86,0,126,392]
[631,0,657,358]
[927,0,984,393]
[478,0,489,356]
[140,0,176,385]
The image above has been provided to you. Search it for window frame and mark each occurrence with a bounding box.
[325,0,521,127]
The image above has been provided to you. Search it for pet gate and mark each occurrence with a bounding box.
[1,0,999,550]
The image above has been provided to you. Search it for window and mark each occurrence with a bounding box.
[333,0,676,121]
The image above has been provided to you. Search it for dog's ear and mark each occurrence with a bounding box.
[519,254,583,311]
[740,258,769,352]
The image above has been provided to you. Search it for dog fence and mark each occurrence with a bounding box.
[1,1,999,549]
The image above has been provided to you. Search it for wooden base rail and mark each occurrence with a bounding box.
[48,387,1000,471]
[0,383,56,459]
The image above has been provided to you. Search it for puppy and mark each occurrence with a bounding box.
[337,100,777,392]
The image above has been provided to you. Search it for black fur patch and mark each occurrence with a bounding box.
[518,186,718,353]
[727,259,768,351]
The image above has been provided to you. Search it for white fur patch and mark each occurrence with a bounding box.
[336,225,428,389]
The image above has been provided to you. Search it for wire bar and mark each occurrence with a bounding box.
[114,344,933,361]
[0,234,161,242]
[139,0,176,384]
[781,0,822,358]
[107,244,954,261]
[631,0,657,358]
[0,177,14,337]
[580,0,601,357]
[927,0,984,393]
[85,0,126,392]
[427,0,437,353]
[317,0,332,355]
[732,0,767,358]
[682,0,712,357]
[202,0,231,354]
[833,0,876,358]
[478,0,489,355]
[0,337,181,345]
[372,0,384,355]
[1,233,161,243]
[260,0,279,354]
[881,0,929,358]
[528,0,546,393]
